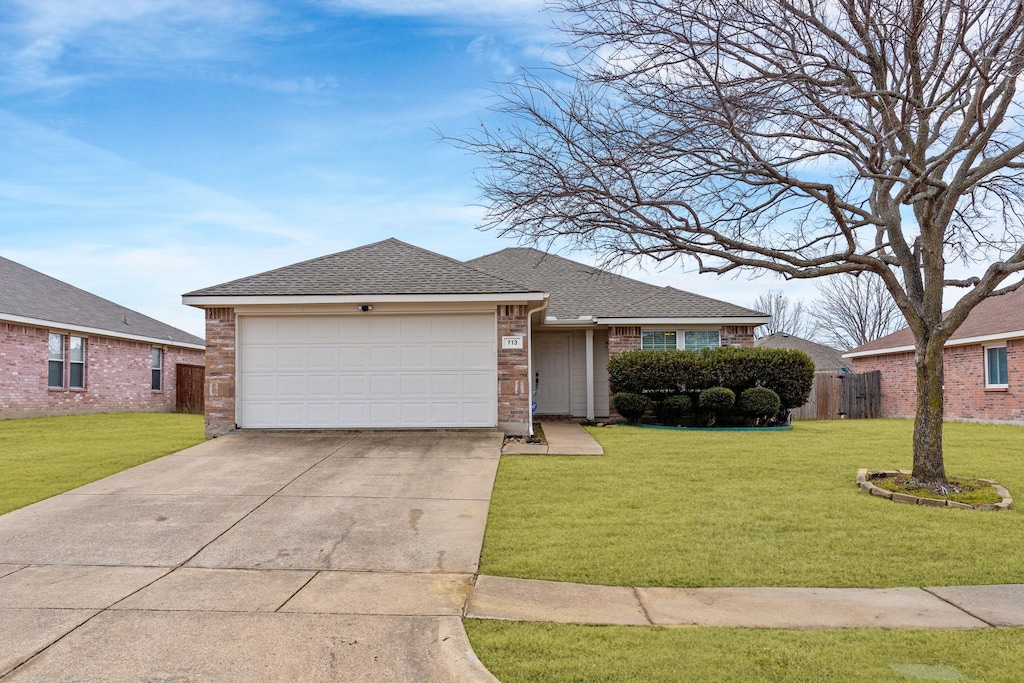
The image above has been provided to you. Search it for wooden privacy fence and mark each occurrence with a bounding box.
[791,370,882,421]
[175,364,205,414]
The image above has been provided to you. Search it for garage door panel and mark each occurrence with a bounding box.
[308,346,338,370]
[307,403,338,426]
[370,346,399,369]
[339,374,369,394]
[277,375,306,398]
[339,347,369,369]
[462,373,493,397]
[462,345,494,369]
[369,374,398,397]
[400,374,429,396]
[400,346,430,369]
[431,374,459,396]
[277,321,308,343]
[308,375,338,398]
[307,318,340,342]
[276,346,307,370]
[240,313,497,429]
[370,317,401,341]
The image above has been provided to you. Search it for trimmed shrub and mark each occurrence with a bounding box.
[698,387,735,413]
[655,394,692,425]
[612,392,651,423]
[608,346,814,410]
[739,387,782,419]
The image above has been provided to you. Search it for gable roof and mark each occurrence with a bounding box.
[846,285,1024,357]
[0,256,204,348]
[185,238,541,298]
[755,333,847,371]
[467,247,765,320]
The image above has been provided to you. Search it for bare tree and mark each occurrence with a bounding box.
[751,289,815,340]
[454,0,1024,487]
[812,274,905,350]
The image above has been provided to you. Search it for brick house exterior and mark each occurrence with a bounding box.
[184,239,764,436]
[0,256,205,419]
[847,288,1024,424]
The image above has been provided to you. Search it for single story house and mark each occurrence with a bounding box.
[183,238,768,437]
[754,333,848,374]
[0,256,206,418]
[844,286,1024,424]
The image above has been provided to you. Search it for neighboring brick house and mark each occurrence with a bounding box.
[183,238,767,437]
[844,287,1024,424]
[0,256,205,418]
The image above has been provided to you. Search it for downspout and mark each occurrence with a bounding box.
[526,301,547,437]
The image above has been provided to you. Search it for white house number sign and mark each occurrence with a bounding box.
[502,336,524,350]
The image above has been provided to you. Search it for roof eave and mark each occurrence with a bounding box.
[594,316,771,325]
[843,328,1024,358]
[182,292,550,307]
[0,313,205,350]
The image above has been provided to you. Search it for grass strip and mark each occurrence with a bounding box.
[466,620,1024,683]
[0,412,204,515]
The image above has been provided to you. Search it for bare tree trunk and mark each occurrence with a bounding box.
[912,339,947,488]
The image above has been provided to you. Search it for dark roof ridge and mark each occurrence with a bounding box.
[385,239,541,292]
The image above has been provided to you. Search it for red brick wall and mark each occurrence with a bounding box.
[497,305,530,434]
[851,338,1024,423]
[608,326,642,355]
[722,325,756,347]
[204,307,236,438]
[0,321,204,418]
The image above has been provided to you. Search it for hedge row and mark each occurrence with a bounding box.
[607,346,815,410]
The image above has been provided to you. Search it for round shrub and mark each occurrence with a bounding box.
[698,387,735,413]
[612,392,651,423]
[655,394,692,425]
[739,387,782,418]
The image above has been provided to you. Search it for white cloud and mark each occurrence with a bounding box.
[0,0,269,91]
[318,0,543,20]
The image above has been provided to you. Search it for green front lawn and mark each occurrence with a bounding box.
[466,621,1024,683]
[0,412,204,515]
[480,420,1024,587]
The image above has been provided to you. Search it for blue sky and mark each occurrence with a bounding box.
[0,0,791,337]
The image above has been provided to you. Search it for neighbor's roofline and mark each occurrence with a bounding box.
[843,328,1024,358]
[593,316,771,326]
[0,313,205,350]
[183,292,550,307]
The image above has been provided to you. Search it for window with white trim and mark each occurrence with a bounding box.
[70,336,86,389]
[48,333,65,388]
[641,329,721,351]
[151,347,163,391]
[985,345,1008,388]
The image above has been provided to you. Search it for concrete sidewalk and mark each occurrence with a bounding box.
[466,576,1024,630]
[501,421,604,455]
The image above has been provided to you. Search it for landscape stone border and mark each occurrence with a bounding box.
[857,469,1013,510]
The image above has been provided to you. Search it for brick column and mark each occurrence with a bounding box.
[607,326,642,417]
[721,325,756,347]
[497,304,530,435]
[204,307,236,438]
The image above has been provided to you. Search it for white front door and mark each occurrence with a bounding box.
[534,334,570,415]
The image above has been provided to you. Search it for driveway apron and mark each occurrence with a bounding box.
[0,430,502,682]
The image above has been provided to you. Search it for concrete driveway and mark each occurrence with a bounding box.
[0,430,503,682]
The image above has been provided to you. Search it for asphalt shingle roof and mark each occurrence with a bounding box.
[0,256,204,347]
[185,238,539,297]
[849,285,1024,355]
[468,248,765,320]
[755,333,848,371]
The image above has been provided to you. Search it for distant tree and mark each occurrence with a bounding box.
[454,0,1024,488]
[812,274,904,350]
[751,289,815,340]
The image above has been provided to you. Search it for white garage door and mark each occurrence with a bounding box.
[238,314,497,428]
